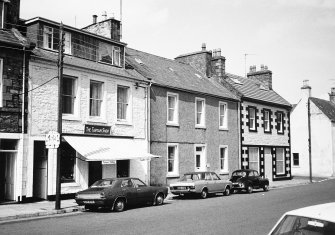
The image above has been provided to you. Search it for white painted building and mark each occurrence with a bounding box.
[23,17,154,200]
[291,80,335,177]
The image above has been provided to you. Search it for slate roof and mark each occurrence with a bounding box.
[31,48,147,82]
[310,97,335,122]
[0,28,30,47]
[125,48,239,101]
[225,73,291,108]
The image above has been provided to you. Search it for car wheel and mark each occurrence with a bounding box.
[247,185,253,194]
[224,187,231,196]
[114,198,125,212]
[85,205,97,211]
[155,193,164,206]
[231,189,236,194]
[200,189,208,199]
[263,184,269,192]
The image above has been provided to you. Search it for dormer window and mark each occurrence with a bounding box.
[43,26,59,50]
[99,42,121,66]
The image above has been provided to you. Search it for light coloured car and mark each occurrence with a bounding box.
[169,171,232,199]
[268,202,335,235]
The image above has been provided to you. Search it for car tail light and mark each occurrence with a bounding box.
[100,192,105,199]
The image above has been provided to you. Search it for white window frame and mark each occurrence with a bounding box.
[113,46,121,66]
[0,58,3,107]
[277,112,284,133]
[219,145,228,173]
[248,147,259,172]
[249,107,256,130]
[264,110,270,132]
[167,92,179,126]
[62,76,77,116]
[64,31,72,55]
[194,144,207,171]
[195,97,206,128]
[219,101,228,130]
[117,85,130,122]
[89,80,106,121]
[167,143,179,177]
[1,2,4,28]
[276,148,285,174]
[43,26,55,50]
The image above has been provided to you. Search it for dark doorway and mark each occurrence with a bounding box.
[0,155,5,201]
[117,160,129,178]
[89,161,102,186]
[33,141,48,200]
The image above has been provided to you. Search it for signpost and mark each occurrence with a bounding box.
[45,131,60,149]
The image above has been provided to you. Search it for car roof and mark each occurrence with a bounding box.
[98,177,139,181]
[184,171,216,174]
[284,203,335,222]
[233,169,254,172]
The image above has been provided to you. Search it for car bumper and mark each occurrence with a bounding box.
[75,199,110,207]
[231,183,245,190]
[170,189,197,195]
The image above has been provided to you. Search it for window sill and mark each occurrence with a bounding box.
[116,121,132,126]
[166,174,180,178]
[63,115,81,121]
[195,125,206,129]
[166,122,179,127]
[219,127,229,131]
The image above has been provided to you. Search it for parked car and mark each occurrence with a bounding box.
[169,171,232,199]
[230,169,269,193]
[268,202,335,235]
[75,177,168,212]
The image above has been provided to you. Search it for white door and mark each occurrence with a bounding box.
[5,153,16,201]
[195,146,206,171]
[264,147,272,181]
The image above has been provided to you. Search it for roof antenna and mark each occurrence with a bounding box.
[244,53,256,77]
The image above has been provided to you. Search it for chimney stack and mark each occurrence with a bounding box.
[247,65,272,89]
[93,15,98,24]
[329,87,335,104]
[301,80,312,98]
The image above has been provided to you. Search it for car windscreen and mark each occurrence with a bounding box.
[90,179,116,188]
[271,215,335,235]
[232,171,246,177]
[180,173,205,181]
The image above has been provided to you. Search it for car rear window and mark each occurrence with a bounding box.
[181,173,205,181]
[91,179,116,188]
[271,215,335,235]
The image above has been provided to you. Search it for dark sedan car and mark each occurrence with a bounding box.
[75,177,168,212]
[230,169,269,194]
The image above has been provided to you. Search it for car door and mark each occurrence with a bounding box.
[204,172,215,193]
[250,171,260,188]
[120,179,138,205]
[211,172,224,192]
[132,178,153,204]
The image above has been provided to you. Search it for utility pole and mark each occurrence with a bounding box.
[307,97,312,183]
[55,22,65,210]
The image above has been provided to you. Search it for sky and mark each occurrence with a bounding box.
[20,0,335,104]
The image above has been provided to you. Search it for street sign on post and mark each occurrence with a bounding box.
[45,131,60,149]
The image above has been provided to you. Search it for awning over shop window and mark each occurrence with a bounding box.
[63,136,160,161]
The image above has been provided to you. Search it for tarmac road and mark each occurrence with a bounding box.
[1,179,335,235]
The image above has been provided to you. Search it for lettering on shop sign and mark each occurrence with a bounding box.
[84,125,111,135]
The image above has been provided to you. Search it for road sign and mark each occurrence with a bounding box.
[45,131,60,149]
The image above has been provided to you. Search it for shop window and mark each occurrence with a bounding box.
[117,85,129,121]
[220,146,228,173]
[276,148,285,174]
[248,147,259,172]
[195,97,205,128]
[219,102,228,129]
[167,92,179,125]
[167,144,178,176]
[62,76,77,115]
[293,153,299,166]
[60,142,76,183]
[89,80,103,117]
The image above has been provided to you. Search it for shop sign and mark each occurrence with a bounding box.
[45,131,60,149]
[102,160,116,165]
[84,125,111,135]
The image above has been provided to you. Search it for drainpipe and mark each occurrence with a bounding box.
[307,98,312,183]
[147,82,152,185]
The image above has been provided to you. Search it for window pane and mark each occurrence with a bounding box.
[220,148,226,170]
[168,146,175,173]
[99,42,113,64]
[117,86,128,120]
[196,154,201,168]
[60,142,76,183]
[168,95,176,122]
[220,104,226,127]
[90,82,102,116]
[249,147,259,171]
[113,46,121,66]
[276,148,285,174]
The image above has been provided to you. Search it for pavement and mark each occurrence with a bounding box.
[0,176,332,223]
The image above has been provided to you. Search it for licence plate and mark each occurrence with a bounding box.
[83,200,95,204]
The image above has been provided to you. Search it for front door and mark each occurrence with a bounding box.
[1,152,16,201]
[33,141,48,199]
[264,147,273,181]
[117,160,129,178]
[89,161,102,186]
[195,146,206,171]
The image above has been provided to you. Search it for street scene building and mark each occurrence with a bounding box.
[291,80,335,177]
[126,46,240,186]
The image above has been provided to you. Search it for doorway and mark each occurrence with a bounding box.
[117,160,129,178]
[89,161,102,186]
[264,147,273,181]
[33,141,48,200]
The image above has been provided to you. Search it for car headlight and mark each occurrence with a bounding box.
[239,183,245,188]
[100,192,105,199]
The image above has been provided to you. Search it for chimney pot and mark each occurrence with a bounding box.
[303,79,310,88]
[202,43,206,51]
[264,65,268,70]
[93,15,98,24]
[329,87,335,104]
[261,64,264,71]
[217,48,221,57]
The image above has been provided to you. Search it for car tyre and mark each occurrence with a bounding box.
[200,189,208,199]
[247,185,253,194]
[114,198,125,212]
[224,187,231,196]
[263,184,269,192]
[155,193,164,206]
